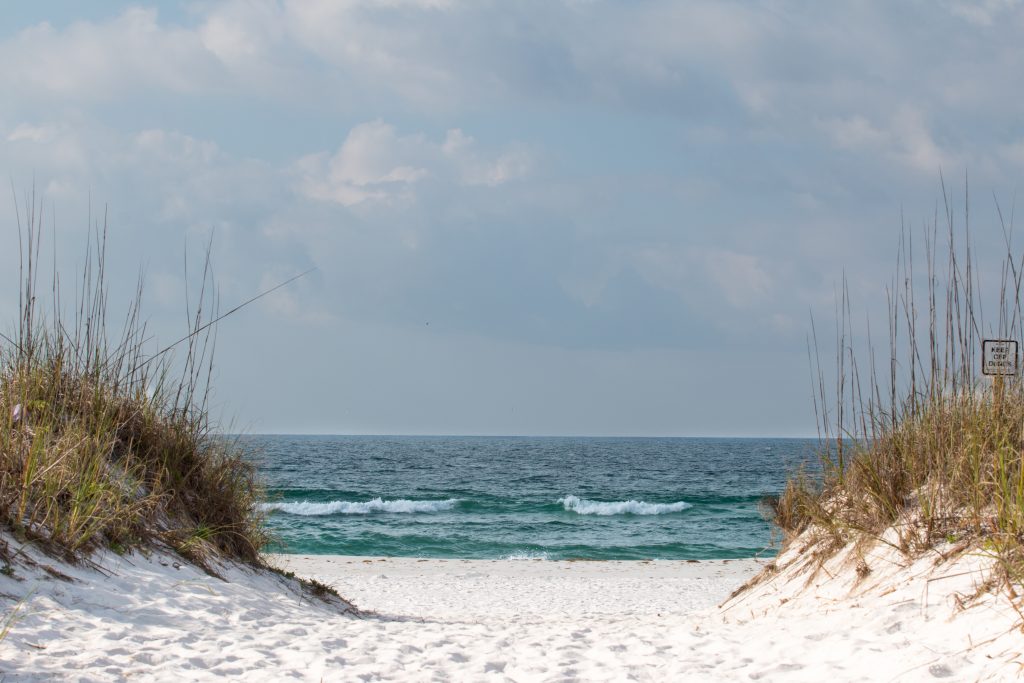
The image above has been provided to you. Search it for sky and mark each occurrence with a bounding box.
[1,1,1023,436]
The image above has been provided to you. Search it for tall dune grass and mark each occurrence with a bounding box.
[0,193,267,567]
[775,179,1024,582]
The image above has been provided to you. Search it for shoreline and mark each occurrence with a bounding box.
[267,553,767,568]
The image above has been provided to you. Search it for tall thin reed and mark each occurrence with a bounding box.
[0,192,283,567]
[777,179,1024,583]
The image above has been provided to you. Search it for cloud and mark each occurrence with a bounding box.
[7,123,60,143]
[257,268,334,324]
[0,2,866,121]
[702,249,773,309]
[295,121,530,207]
[0,119,312,314]
[199,4,276,64]
[820,115,889,151]
[0,8,221,98]
[3,120,95,179]
[133,129,220,165]
[295,122,428,207]
[443,129,532,187]
[945,0,1022,26]
[3,2,1024,143]
[273,0,772,113]
[818,107,954,174]
[630,246,773,311]
[5,2,1024,434]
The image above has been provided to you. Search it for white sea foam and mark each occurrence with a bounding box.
[502,551,551,560]
[262,498,459,516]
[558,495,692,516]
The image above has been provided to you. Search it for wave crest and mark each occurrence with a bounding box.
[502,551,550,560]
[262,497,459,516]
[558,495,692,516]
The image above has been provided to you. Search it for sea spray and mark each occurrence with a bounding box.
[558,495,692,516]
[263,498,459,516]
[502,551,551,560]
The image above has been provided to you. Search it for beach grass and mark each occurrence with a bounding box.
[773,179,1024,587]
[0,192,267,569]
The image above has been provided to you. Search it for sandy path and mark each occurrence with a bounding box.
[269,554,765,681]
[1,542,1020,681]
[271,554,761,618]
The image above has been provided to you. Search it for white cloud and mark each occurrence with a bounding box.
[0,5,1021,354]
[257,269,334,324]
[945,0,1021,26]
[133,129,220,165]
[890,108,951,173]
[702,249,773,309]
[0,9,220,98]
[630,245,773,311]
[442,129,531,187]
[1,0,1022,160]
[0,120,299,305]
[3,121,93,175]
[7,123,60,143]
[819,108,953,174]
[296,121,530,207]
[200,14,263,63]
[281,0,463,106]
[9,2,1024,434]
[820,115,888,151]
[295,121,431,206]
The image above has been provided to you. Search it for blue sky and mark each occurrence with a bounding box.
[1,1,1023,436]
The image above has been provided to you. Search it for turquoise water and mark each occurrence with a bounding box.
[247,435,817,560]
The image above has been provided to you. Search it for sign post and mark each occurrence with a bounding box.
[982,339,1018,412]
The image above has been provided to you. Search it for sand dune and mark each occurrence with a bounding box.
[0,534,1021,681]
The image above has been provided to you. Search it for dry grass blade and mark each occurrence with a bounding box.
[774,179,1024,592]
[0,192,309,569]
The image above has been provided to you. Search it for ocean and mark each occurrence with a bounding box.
[246,435,818,560]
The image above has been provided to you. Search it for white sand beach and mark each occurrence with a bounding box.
[1,534,1022,681]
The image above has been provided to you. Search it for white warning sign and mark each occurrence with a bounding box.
[982,339,1018,376]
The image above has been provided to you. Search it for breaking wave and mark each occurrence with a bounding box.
[502,551,551,560]
[262,498,459,516]
[558,495,692,516]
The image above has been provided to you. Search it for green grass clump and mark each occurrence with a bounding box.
[773,181,1024,585]
[778,390,1024,566]
[0,195,267,568]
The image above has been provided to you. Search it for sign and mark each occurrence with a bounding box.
[982,339,1018,376]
